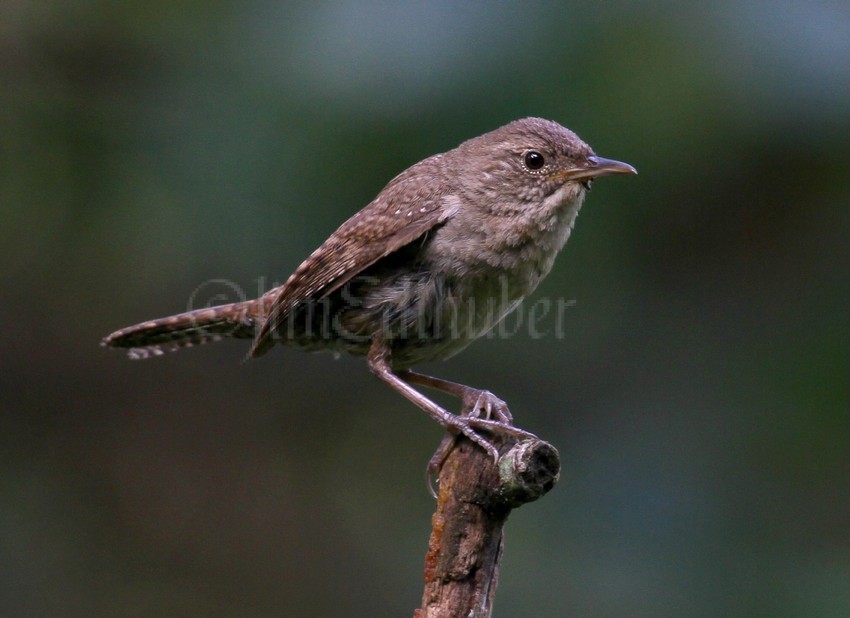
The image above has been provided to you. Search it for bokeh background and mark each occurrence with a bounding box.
[2,2,848,616]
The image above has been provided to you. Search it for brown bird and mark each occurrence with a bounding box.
[103,117,636,470]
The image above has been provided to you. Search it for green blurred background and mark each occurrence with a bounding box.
[2,2,848,616]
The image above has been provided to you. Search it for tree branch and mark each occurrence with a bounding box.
[414,437,560,617]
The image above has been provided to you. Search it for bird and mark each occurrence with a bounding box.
[102,117,636,470]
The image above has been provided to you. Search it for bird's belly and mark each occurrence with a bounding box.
[285,235,564,368]
[352,269,534,368]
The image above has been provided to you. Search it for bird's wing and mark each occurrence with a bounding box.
[249,158,458,357]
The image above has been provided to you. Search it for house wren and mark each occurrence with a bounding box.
[103,117,636,468]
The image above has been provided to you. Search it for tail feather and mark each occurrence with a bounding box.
[102,300,261,360]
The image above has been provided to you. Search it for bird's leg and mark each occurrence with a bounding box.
[398,370,540,479]
[368,340,504,465]
[397,370,514,424]
[367,340,538,482]
[396,371,500,479]
[397,369,538,441]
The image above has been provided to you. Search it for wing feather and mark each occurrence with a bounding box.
[249,156,456,357]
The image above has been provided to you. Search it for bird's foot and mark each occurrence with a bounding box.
[426,392,538,494]
[460,388,513,424]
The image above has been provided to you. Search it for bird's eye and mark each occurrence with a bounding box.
[523,150,546,171]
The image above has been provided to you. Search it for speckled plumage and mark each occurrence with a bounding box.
[103,118,635,462]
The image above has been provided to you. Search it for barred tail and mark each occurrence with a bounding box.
[101,300,263,360]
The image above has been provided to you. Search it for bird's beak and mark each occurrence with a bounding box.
[550,155,637,182]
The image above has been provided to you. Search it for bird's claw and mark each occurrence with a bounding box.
[425,408,540,497]
[461,389,513,424]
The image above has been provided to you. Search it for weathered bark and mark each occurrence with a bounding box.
[414,437,560,617]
